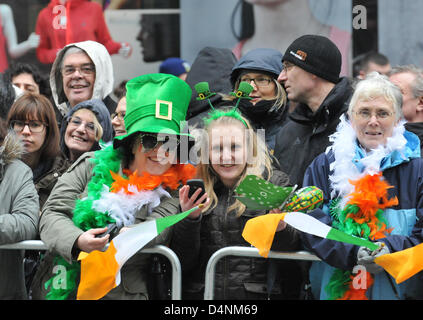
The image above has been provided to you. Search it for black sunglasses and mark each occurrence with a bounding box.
[139,133,179,152]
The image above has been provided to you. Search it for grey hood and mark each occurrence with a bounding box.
[50,40,114,116]
[0,131,25,181]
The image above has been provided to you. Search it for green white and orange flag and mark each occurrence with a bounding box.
[242,212,379,258]
[76,205,201,300]
[374,242,423,284]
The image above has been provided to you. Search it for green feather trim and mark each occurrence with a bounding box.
[45,145,123,300]
[325,269,351,300]
[73,145,122,230]
[326,200,390,300]
[45,256,80,300]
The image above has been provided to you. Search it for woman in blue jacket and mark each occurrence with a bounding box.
[302,72,423,300]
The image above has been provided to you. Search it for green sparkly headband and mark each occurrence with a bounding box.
[194,81,253,128]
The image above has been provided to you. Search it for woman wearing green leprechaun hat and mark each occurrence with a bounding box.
[31,73,204,300]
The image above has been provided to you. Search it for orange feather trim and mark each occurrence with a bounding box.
[336,172,397,300]
[339,271,374,300]
[109,164,197,194]
[345,172,397,240]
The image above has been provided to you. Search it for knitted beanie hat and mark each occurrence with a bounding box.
[282,35,341,83]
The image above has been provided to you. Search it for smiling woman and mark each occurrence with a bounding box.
[31,74,197,300]
[301,73,423,300]
[59,99,114,162]
[170,107,303,300]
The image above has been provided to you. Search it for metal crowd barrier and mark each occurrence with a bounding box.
[0,241,182,300]
[204,246,321,300]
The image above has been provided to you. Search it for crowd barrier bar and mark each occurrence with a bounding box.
[0,241,182,300]
[204,246,321,300]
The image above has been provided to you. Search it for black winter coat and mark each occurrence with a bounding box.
[170,170,302,300]
[273,77,353,187]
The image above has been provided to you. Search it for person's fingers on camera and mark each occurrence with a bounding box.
[190,188,203,202]
[195,192,208,206]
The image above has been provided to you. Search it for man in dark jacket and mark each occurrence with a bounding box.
[273,35,353,187]
[389,65,423,155]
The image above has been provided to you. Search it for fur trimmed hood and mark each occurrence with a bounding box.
[0,131,25,181]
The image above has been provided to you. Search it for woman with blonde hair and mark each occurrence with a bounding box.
[171,107,302,300]
[228,48,289,153]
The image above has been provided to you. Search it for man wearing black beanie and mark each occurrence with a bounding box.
[273,34,353,187]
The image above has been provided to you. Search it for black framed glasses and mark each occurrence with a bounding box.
[138,133,179,152]
[239,76,273,88]
[11,120,47,133]
[111,111,125,121]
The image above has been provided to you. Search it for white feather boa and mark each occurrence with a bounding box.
[91,184,171,227]
[327,115,407,208]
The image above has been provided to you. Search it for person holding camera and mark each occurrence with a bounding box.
[31,73,197,300]
[171,107,302,300]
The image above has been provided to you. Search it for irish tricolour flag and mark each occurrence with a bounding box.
[242,212,379,258]
[76,206,201,300]
[243,212,423,285]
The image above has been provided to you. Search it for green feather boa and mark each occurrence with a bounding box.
[325,199,389,300]
[45,145,122,300]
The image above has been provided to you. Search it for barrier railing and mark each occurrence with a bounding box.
[204,246,321,300]
[0,241,182,300]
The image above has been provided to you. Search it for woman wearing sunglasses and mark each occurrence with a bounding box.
[32,74,197,300]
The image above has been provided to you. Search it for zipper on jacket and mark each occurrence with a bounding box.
[222,188,233,299]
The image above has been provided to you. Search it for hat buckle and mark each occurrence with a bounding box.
[155,99,173,121]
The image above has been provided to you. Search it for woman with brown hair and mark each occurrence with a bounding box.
[6,93,71,298]
[7,93,70,209]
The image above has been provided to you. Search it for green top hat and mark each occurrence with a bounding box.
[113,73,192,148]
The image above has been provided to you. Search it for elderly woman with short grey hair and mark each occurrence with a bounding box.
[301,72,423,300]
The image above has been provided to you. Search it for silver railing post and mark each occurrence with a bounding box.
[0,241,182,300]
[204,246,321,300]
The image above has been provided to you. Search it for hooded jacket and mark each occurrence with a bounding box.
[59,98,114,161]
[35,0,122,64]
[231,48,288,153]
[0,132,39,299]
[50,40,116,122]
[185,47,237,127]
[273,77,353,187]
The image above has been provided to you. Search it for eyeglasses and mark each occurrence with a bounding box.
[62,64,95,77]
[138,133,179,152]
[67,116,96,134]
[111,111,125,121]
[239,77,273,88]
[11,120,47,133]
[282,62,295,72]
[354,109,394,120]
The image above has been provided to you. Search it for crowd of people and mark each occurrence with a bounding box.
[1,31,423,301]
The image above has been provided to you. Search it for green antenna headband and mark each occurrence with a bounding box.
[194,81,253,128]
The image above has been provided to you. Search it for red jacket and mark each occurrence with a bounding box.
[35,0,121,64]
